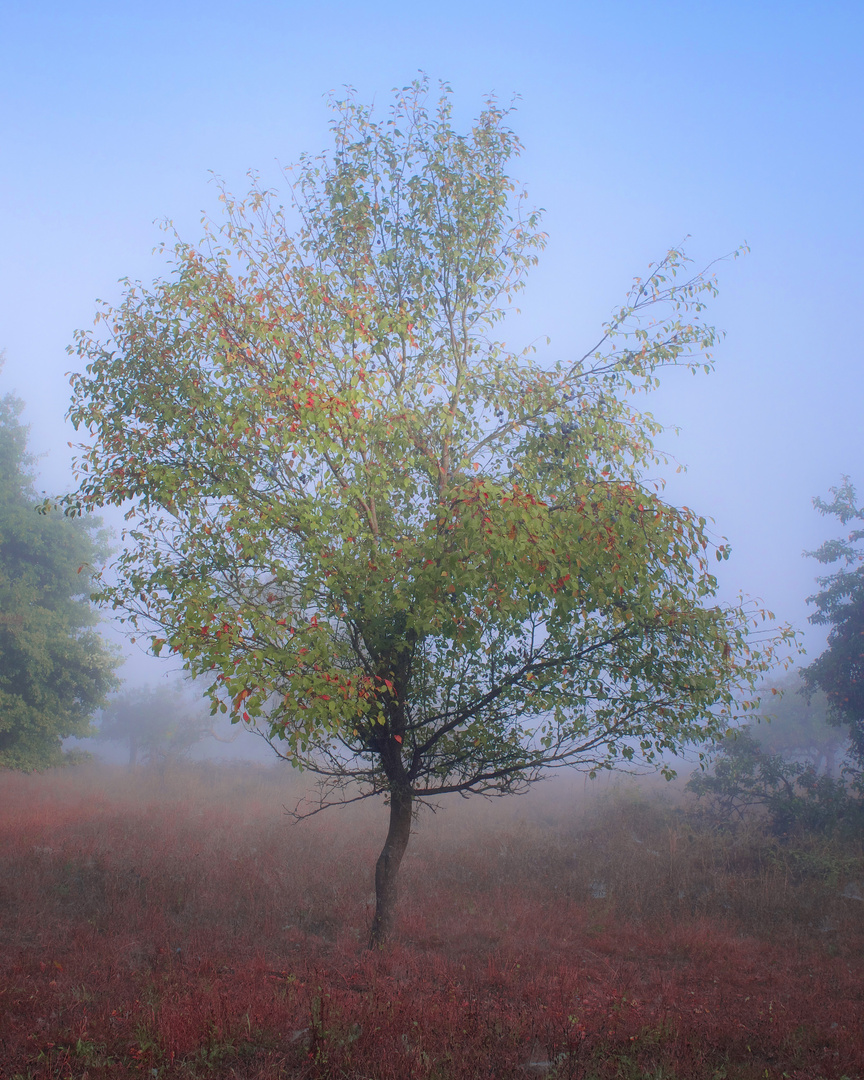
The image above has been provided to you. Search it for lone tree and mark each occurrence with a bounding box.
[802,477,864,768]
[61,80,789,944]
[0,359,119,771]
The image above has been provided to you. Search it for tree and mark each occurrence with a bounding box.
[96,682,233,769]
[802,477,864,767]
[751,671,848,777]
[0,358,120,771]
[60,79,791,945]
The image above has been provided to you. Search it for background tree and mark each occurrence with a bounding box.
[751,671,848,777]
[96,682,234,770]
[60,80,791,944]
[686,727,861,836]
[802,478,864,768]
[0,357,120,771]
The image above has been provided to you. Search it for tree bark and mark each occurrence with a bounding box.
[368,784,413,948]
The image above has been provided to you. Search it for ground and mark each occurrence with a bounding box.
[1,763,861,1079]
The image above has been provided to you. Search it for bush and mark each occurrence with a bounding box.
[687,727,864,837]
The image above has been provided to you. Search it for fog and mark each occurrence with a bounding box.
[2,3,861,699]
[3,6,862,1053]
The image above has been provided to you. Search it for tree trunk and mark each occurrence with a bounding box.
[368,784,413,948]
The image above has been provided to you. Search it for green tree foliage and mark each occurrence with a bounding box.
[60,80,791,943]
[97,682,230,769]
[802,478,864,767]
[0,361,120,771]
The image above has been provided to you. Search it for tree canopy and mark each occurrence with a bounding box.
[60,80,791,942]
[803,477,864,766]
[0,360,120,771]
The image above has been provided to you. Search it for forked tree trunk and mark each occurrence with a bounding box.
[368,784,413,948]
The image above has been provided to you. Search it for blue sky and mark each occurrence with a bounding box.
[1,0,862,684]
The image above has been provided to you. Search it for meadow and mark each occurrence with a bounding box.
[1,762,862,1079]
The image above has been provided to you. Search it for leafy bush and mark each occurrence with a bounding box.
[687,726,864,836]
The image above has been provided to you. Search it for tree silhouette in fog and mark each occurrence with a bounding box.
[803,477,864,770]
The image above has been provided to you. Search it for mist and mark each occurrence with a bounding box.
[2,4,861,684]
[1,3,862,1075]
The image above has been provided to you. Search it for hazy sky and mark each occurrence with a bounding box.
[1,0,861,685]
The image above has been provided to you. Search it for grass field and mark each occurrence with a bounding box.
[1,763,862,1079]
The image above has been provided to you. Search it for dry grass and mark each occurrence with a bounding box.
[1,762,862,1078]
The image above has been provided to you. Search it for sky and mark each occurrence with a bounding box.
[1,0,862,690]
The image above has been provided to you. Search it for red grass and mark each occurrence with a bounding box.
[1,764,862,1079]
